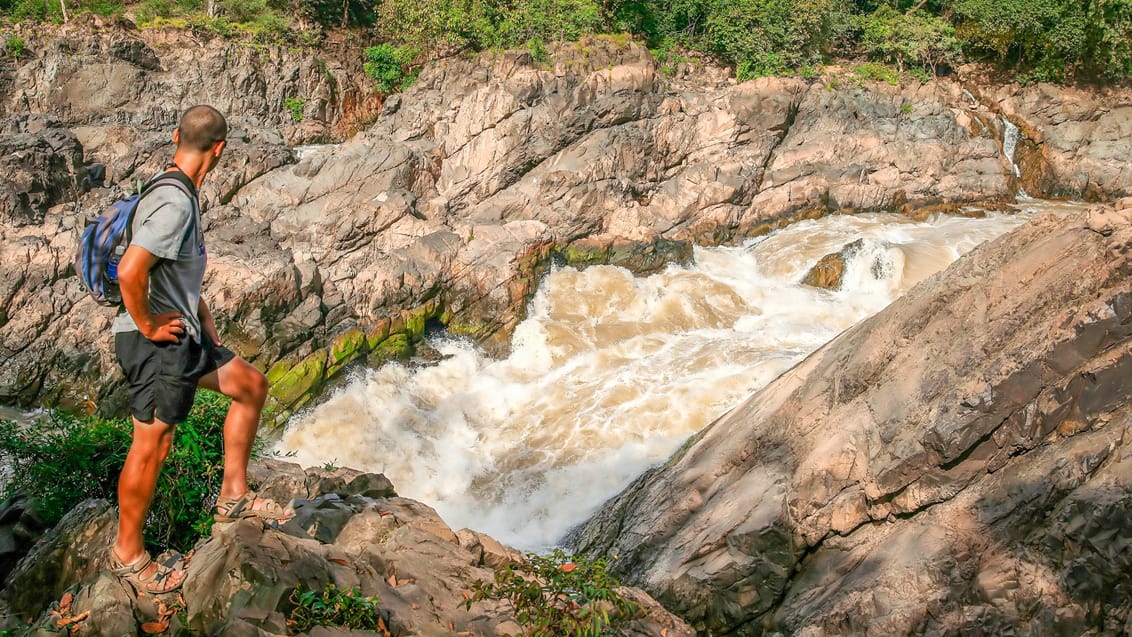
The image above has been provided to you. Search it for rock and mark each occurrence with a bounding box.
[0,114,85,226]
[3,28,1131,430]
[801,239,864,290]
[568,200,1132,635]
[0,459,689,636]
[0,499,115,618]
[0,494,48,584]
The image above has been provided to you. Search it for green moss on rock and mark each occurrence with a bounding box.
[269,350,327,409]
[326,327,366,377]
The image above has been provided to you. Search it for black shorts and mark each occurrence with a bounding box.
[115,331,236,425]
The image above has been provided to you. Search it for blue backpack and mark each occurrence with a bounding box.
[74,172,195,307]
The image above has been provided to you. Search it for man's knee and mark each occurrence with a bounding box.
[235,363,268,405]
[130,418,177,458]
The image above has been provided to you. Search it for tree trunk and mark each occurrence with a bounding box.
[342,0,349,28]
[59,0,68,22]
[206,0,215,18]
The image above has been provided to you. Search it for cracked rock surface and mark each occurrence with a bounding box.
[3,26,1132,423]
[0,459,693,636]
[568,200,1132,635]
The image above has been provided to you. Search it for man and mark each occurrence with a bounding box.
[108,105,291,594]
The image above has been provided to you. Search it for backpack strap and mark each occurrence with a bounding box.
[124,167,199,246]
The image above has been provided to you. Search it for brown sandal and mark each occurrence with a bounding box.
[214,490,294,523]
[108,550,185,595]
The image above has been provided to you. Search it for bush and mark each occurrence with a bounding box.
[283,96,305,121]
[289,583,382,633]
[4,35,25,58]
[465,549,641,636]
[363,43,415,93]
[860,5,960,76]
[0,391,235,554]
[853,60,900,85]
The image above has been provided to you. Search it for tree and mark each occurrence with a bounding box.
[860,5,960,75]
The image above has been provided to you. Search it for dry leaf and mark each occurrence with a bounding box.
[460,591,472,600]
[60,592,74,609]
[378,510,393,517]
[387,574,398,587]
[328,557,349,566]
[140,620,168,634]
[56,611,90,628]
[559,563,577,572]
[411,603,420,609]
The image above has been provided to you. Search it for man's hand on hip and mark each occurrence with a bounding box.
[140,312,186,344]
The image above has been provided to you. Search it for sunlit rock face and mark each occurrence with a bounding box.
[569,200,1132,635]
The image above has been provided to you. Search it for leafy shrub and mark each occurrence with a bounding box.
[288,583,382,633]
[465,549,641,636]
[527,35,548,63]
[4,35,25,58]
[283,96,305,121]
[0,391,234,553]
[853,61,900,85]
[363,43,415,93]
[859,5,960,76]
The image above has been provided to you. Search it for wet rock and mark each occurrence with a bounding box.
[569,201,1132,635]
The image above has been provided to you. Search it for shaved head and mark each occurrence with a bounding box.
[177,105,227,152]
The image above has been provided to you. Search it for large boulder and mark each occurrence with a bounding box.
[568,200,1132,635]
[0,459,693,637]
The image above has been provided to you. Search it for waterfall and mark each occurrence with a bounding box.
[1001,117,1030,197]
[273,208,1052,549]
[1001,117,1021,177]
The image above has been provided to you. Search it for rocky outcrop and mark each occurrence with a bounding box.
[0,459,692,637]
[568,200,1132,635]
[2,25,1131,423]
[0,114,85,227]
[0,16,382,148]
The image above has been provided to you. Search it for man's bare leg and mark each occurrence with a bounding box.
[198,356,268,500]
[113,416,186,587]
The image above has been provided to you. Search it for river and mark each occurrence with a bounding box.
[275,201,1079,550]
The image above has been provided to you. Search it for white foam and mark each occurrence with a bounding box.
[275,207,1056,549]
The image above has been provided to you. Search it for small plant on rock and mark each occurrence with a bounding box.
[283,96,305,122]
[464,549,641,636]
[5,36,26,59]
[288,583,384,633]
[363,43,416,94]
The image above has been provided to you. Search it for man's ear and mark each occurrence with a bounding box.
[172,127,181,145]
[212,139,226,157]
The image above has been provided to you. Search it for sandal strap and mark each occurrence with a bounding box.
[109,551,153,576]
[109,550,185,594]
[216,490,293,522]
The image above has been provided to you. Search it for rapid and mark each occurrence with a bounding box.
[274,202,1077,550]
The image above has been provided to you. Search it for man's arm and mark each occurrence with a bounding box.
[198,297,221,346]
[118,244,185,343]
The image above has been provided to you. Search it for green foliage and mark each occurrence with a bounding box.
[363,43,415,93]
[703,0,842,73]
[283,96,305,121]
[859,5,960,75]
[527,35,548,62]
[4,35,25,58]
[465,549,642,636]
[853,60,900,84]
[373,0,604,52]
[288,583,382,633]
[0,392,234,554]
[950,0,1132,80]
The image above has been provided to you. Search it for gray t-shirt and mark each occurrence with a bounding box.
[110,177,206,341]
